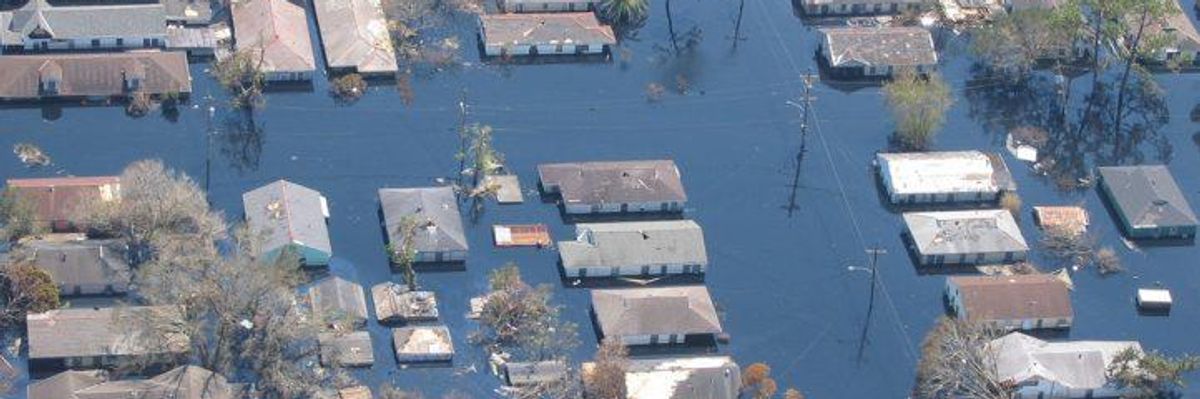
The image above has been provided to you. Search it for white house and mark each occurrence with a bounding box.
[0,0,167,53]
[904,209,1029,266]
[559,220,708,278]
[798,0,934,16]
[591,286,722,346]
[946,274,1073,331]
[878,151,1015,205]
[582,356,742,399]
[990,332,1143,399]
[479,13,615,57]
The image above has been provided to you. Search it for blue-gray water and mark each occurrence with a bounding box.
[3,0,1200,397]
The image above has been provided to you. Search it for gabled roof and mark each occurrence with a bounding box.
[162,0,213,25]
[480,13,616,48]
[4,176,121,227]
[318,331,374,367]
[308,275,368,323]
[820,27,937,68]
[379,187,468,254]
[25,239,131,293]
[989,332,1141,390]
[621,356,740,399]
[26,306,189,360]
[877,151,1015,195]
[311,0,398,74]
[0,0,166,45]
[242,180,332,257]
[539,160,687,205]
[231,0,315,74]
[560,220,708,269]
[0,52,191,100]
[592,286,722,337]
[1099,165,1197,229]
[29,366,246,399]
[948,274,1073,322]
[904,209,1029,256]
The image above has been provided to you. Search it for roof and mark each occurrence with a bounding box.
[801,0,929,4]
[493,224,552,247]
[948,274,1073,321]
[308,276,368,323]
[318,331,374,367]
[392,325,454,356]
[26,306,189,360]
[243,180,332,258]
[0,52,191,100]
[1099,165,1197,229]
[539,160,687,206]
[311,0,398,74]
[505,360,568,386]
[820,27,937,68]
[877,151,1015,196]
[29,366,246,399]
[371,282,438,322]
[560,220,707,269]
[904,209,1029,256]
[592,286,722,338]
[338,386,372,399]
[162,0,213,24]
[480,13,616,49]
[622,356,740,399]
[5,176,121,226]
[1137,288,1172,304]
[231,0,316,74]
[25,239,131,292]
[0,0,166,46]
[379,187,468,254]
[483,174,523,204]
[1033,206,1089,234]
[989,332,1141,390]
[1145,0,1200,53]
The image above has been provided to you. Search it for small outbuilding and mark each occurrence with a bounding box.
[5,176,120,232]
[379,186,469,263]
[372,282,439,323]
[479,13,615,57]
[392,325,454,363]
[1098,165,1197,240]
[876,151,1015,205]
[483,175,524,204]
[591,286,722,346]
[243,180,332,267]
[559,220,707,278]
[1136,288,1172,311]
[493,224,552,247]
[319,331,375,367]
[538,160,687,215]
[946,274,1073,331]
[820,27,938,78]
[338,386,373,399]
[309,276,369,327]
[904,209,1029,266]
[24,239,131,296]
[1033,206,1089,235]
[503,360,568,387]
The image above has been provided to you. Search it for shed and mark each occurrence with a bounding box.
[26,306,189,370]
[372,282,439,323]
[538,160,687,215]
[946,274,1073,331]
[904,209,1029,266]
[319,331,375,367]
[483,174,524,204]
[379,187,468,263]
[1033,206,1089,234]
[503,360,568,386]
[820,27,938,78]
[243,180,332,267]
[479,13,615,57]
[1136,288,1172,311]
[876,151,1015,205]
[392,326,454,362]
[493,224,552,247]
[230,0,315,82]
[310,0,398,75]
[309,276,369,327]
[1097,165,1197,239]
[560,220,707,278]
[24,239,132,296]
[591,286,722,346]
[0,52,192,101]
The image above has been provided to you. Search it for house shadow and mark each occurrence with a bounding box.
[264,80,314,93]
[1095,184,1196,248]
[1136,307,1171,317]
[394,359,454,369]
[556,266,706,289]
[869,169,1005,216]
[558,210,685,225]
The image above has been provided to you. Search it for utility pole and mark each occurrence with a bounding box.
[784,72,819,217]
[856,245,887,366]
[865,246,887,306]
[204,95,215,201]
[456,89,469,189]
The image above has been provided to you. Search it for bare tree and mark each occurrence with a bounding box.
[212,48,267,110]
[913,317,1013,399]
[1107,347,1200,398]
[386,215,422,291]
[474,263,578,362]
[0,257,60,327]
[0,187,44,242]
[584,338,628,399]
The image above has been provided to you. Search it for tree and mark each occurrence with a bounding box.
[883,70,953,150]
[970,7,1083,75]
[0,259,60,326]
[1107,347,1200,397]
[1112,0,1177,140]
[598,0,648,29]
[458,123,503,190]
[742,363,778,399]
[584,338,628,399]
[126,91,154,117]
[474,263,578,361]
[387,215,422,291]
[0,187,45,242]
[783,388,806,399]
[999,192,1022,219]
[331,74,368,103]
[212,49,266,109]
[913,317,1012,399]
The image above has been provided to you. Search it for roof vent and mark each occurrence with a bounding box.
[1153,199,1169,206]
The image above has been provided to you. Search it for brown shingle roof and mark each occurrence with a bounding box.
[949,274,1073,322]
[538,160,687,206]
[591,286,722,338]
[5,176,121,230]
[231,0,315,74]
[311,0,397,74]
[26,306,189,361]
[0,52,190,100]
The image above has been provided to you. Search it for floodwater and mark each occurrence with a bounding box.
[3,0,1200,396]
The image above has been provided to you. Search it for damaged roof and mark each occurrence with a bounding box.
[904,209,1029,256]
[480,13,615,48]
[539,160,687,206]
[820,26,937,68]
[379,187,469,254]
[311,0,398,74]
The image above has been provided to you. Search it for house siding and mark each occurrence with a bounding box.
[483,42,606,57]
[265,244,332,267]
[60,281,128,297]
[617,333,688,346]
[501,0,595,12]
[801,1,929,16]
[566,262,704,278]
[24,35,166,52]
[563,200,684,215]
[918,249,1026,266]
[264,70,313,82]
[414,250,467,263]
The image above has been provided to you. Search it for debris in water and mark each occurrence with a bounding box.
[13,143,51,167]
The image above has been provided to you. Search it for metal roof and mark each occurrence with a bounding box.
[560,220,707,269]
[1099,165,1198,229]
[379,187,468,254]
[591,286,722,338]
[242,180,332,259]
[904,209,1029,256]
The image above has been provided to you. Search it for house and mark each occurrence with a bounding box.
[0,0,167,52]
[479,13,616,57]
[4,176,121,232]
[499,0,596,13]
[0,51,191,102]
[230,0,315,82]
[1033,206,1089,234]
[989,332,1142,399]
[24,239,131,296]
[26,306,189,370]
[318,331,374,367]
[243,180,332,267]
[379,187,469,263]
[483,174,523,204]
[503,360,568,387]
[392,325,454,362]
[308,276,369,327]
[162,0,213,25]
[876,151,1015,205]
[591,286,722,346]
[28,366,247,399]
[310,0,399,76]
[819,27,937,78]
[372,281,439,323]
[559,220,708,278]
[1098,165,1197,239]
[582,356,741,399]
[538,160,687,215]
[946,274,1073,330]
[798,0,934,16]
[904,209,1029,266]
[493,224,552,247]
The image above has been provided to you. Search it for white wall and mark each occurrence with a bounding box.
[25,35,166,51]
[565,263,703,278]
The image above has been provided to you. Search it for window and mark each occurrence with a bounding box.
[555,44,563,53]
[91,39,100,47]
[542,2,548,9]
[144,38,152,47]
[116,38,124,46]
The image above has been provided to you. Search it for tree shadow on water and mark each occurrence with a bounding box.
[218,111,264,174]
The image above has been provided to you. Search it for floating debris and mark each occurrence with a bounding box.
[13,143,50,167]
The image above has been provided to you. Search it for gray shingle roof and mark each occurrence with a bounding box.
[318,331,374,367]
[0,52,191,100]
[904,209,1029,256]
[820,27,937,68]
[539,160,687,206]
[480,13,615,49]
[1099,165,1198,229]
[231,0,315,74]
[24,239,131,294]
[592,286,722,338]
[308,276,368,324]
[311,0,398,74]
[26,306,188,361]
[560,220,707,269]
[242,180,332,259]
[379,187,468,254]
[621,356,741,399]
[29,366,246,399]
[989,332,1142,391]
[1,0,166,45]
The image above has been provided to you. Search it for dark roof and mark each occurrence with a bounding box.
[231,0,316,74]
[26,306,189,360]
[161,0,213,24]
[4,176,121,227]
[29,366,246,399]
[318,331,374,367]
[311,0,398,74]
[0,52,192,100]
[1099,165,1198,229]
[242,180,332,258]
[480,13,616,48]
[504,360,568,386]
[821,27,937,69]
[0,0,166,45]
[379,187,469,254]
[592,286,722,338]
[309,275,368,323]
[24,239,131,293]
[948,274,1073,322]
[539,160,687,206]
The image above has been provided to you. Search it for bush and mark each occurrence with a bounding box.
[645,82,665,102]
[331,74,368,102]
[1095,247,1122,275]
[0,261,60,326]
[126,92,153,117]
[883,70,953,151]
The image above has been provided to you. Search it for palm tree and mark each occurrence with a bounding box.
[599,0,648,28]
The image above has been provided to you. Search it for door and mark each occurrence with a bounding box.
[579,268,587,278]
[649,335,658,345]
[661,202,670,212]
[621,203,628,212]
[661,265,669,275]
[641,265,650,275]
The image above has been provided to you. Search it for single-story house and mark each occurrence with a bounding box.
[559,220,708,278]
[503,360,568,387]
[538,160,688,215]
[392,325,454,363]
[591,286,722,346]
[162,0,213,25]
[24,239,131,296]
[479,13,616,57]
[372,281,438,323]
[4,176,121,232]
[308,275,369,327]
[230,0,315,82]
[904,209,1029,266]
[310,0,399,76]
[1098,165,1197,239]
[583,356,741,399]
[946,274,1073,331]
[0,51,191,102]
[797,0,935,16]
[989,332,1143,399]
[0,0,167,52]
[379,186,469,263]
[1033,206,1089,235]
[877,151,1015,205]
[820,27,937,78]
[243,180,333,267]
[499,0,597,13]
[26,306,189,371]
[318,331,374,368]
[28,366,247,399]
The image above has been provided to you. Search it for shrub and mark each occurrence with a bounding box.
[1095,246,1123,275]
[645,83,665,102]
[331,74,368,102]
[126,92,153,117]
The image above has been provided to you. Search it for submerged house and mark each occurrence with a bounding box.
[26,306,189,370]
[311,0,398,76]
[990,332,1142,399]
[591,286,722,346]
[0,52,191,102]
[499,0,596,12]
[308,276,369,327]
[946,274,1073,331]
[1098,165,1197,240]
[503,360,568,387]
[820,27,937,78]
[392,325,454,363]
[372,281,439,323]
[28,366,247,399]
[559,220,708,278]
[379,187,469,263]
[318,331,374,367]
[877,151,1015,205]
[24,239,131,296]
[539,160,688,215]
[4,176,121,232]
[797,0,934,15]
[904,209,1029,266]
[0,0,167,52]
[479,13,615,57]
[242,180,332,267]
[231,0,315,82]
[583,356,741,399]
